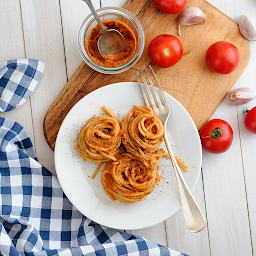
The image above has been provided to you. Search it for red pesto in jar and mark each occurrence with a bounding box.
[86,20,137,68]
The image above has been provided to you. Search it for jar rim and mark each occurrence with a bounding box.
[77,7,145,74]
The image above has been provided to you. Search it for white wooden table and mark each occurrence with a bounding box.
[1,0,256,255]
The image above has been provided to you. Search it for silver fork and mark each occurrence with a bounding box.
[134,66,206,233]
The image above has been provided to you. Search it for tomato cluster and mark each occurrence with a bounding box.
[199,107,256,154]
[150,0,253,155]
[149,1,240,74]
[149,0,186,68]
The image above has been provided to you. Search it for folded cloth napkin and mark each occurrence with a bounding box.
[0,59,45,112]
[0,59,187,255]
[0,119,188,256]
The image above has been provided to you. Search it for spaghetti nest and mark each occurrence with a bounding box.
[121,105,165,167]
[75,105,168,204]
[75,107,122,163]
[101,152,162,204]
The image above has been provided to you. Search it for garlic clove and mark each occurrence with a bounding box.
[229,87,256,105]
[239,15,256,41]
[178,7,206,36]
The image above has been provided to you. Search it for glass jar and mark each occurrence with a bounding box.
[77,7,145,74]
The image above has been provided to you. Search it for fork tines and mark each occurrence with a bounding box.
[134,65,168,110]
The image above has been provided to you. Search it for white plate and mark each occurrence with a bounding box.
[55,82,202,230]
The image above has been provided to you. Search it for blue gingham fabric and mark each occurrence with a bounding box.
[0,59,187,255]
[0,120,188,256]
[0,59,45,112]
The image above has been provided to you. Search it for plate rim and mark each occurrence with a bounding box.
[54,81,202,230]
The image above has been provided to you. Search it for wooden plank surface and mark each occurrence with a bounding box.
[165,172,210,256]
[200,1,256,255]
[203,101,252,255]
[19,0,71,174]
[1,0,256,255]
[43,0,250,151]
[0,0,35,145]
[60,0,101,79]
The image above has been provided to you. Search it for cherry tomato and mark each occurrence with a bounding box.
[205,41,240,74]
[148,34,183,68]
[199,119,233,154]
[154,0,187,14]
[244,107,256,134]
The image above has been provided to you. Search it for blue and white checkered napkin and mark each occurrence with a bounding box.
[0,118,187,256]
[0,59,45,112]
[0,59,188,256]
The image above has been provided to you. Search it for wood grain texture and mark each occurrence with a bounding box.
[199,1,256,255]
[60,0,101,79]
[20,0,68,174]
[165,172,211,256]
[44,0,250,151]
[126,221,168,247]
[201,100,252,255]
[2,0,256,255]
[0,0,35,145]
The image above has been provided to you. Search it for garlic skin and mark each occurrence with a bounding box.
[178,7,206,36]
[239,15,256,41]
[229,87,256,105]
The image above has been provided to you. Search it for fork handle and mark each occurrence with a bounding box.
[164,133,206,233]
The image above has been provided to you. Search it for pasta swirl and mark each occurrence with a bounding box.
[75,116,121,163]
[74,105,183,204]
[121,105,165,166]
[101,153,162,204]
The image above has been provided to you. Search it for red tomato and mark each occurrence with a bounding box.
[244,107,256,134]
[205,41,240,74]
[148,34,183,68]
[199,119,233,154]
[154,0,187,14]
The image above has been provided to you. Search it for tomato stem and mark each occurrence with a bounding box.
[203,127,223,139]
[164,48,171,56]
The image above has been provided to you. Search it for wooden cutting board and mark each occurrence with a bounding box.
[43,0,250,150]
